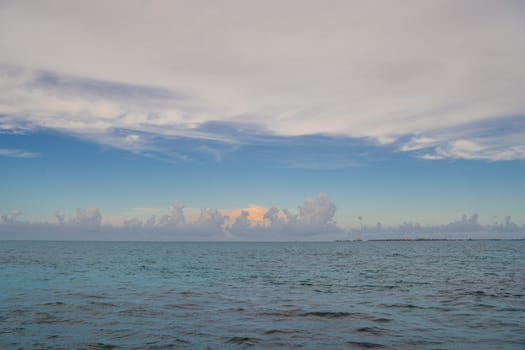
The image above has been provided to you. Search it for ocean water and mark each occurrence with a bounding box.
[1,240,524,349]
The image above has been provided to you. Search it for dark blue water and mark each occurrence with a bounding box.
[1,240,524,349]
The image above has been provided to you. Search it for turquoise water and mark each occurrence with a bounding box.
[1,240,524,349]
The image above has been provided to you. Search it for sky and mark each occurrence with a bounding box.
[1,0,525,240]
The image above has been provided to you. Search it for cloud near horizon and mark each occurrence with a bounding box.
[1,194,524,241]
[0,194,343,240]
[223,206,268,227]
[1,1,525,161]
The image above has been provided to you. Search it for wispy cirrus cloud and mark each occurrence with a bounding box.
[0,148,39,158]
[398,117,525,161]
[1,1,524,161]
[431,139,525,161]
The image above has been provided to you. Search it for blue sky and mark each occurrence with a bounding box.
[1,1,525,240]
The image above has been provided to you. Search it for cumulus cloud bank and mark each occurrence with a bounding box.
[2,194,523,241]
[353,213,525,240]
[240,193,341,238]
[0,208,107,240]
[0,194,342,240]
[1,1,525,160]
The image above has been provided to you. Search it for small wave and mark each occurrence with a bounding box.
[22,312,82,325]
[301,311,355,318]
[83,342,120,349]
[178,291,201,297]
[383,303,423,309]
[313,288,336,294]
[469,290,487,296]
[141,341,189,350]
[389,253,408,257]
[259,309,391,322]
[89,301,117,308]
[347,340,385,348]
[356,327,386,336]
[0,326,25,335]
[118,307,160,317]
[360,284,398,290]
[460,290,524,298]
[264,329,303,335]
[498,307,525,312]
[473,303,496,309]
[404,339,443,347]
[182,330,209,337]
[9,309,32,317]
[260,310,354,318]
[75,293,108,300]
[42,301,66,306]
[77,301,117,315]
[224,336,261,346]
[163,303,198,310]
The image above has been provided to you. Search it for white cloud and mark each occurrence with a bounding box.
[243,193,341,238]
[123,204,227,239]
[51,211,66,225]
[1,209,23,224]
[193,208,225,230]
[49,208,103,230]
[421,154,445,160]
[400,137,439,152]
[0,148,40,158]
[0,194,343,240]
[157,203,186,228]
[354,213,525,240]
[72,208,102,229]
[1,199,524,240]
[123,216,145,230]
[230,210,251,235]
[0,1,524,160]
[429,138,525,161]
[297,193,337,227]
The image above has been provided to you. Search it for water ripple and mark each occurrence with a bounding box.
[1,240,524,349]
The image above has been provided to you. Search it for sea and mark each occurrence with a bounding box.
[1,240,524,349]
